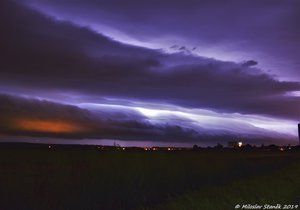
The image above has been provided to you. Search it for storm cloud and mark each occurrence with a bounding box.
[0,0,299,145]
[0,94,294,145]
[23,0,300,80]
[1,0,299,119]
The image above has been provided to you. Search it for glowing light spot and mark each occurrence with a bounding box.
[16,119,85,133]
[285,91,300,97]
[135,107,163,117]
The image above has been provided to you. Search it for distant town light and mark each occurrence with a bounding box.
[168,148,171,151]
[238,142,243,147]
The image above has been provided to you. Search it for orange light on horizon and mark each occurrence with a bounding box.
[15,118,86,134]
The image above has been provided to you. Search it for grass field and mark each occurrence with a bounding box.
[0,148,300,210]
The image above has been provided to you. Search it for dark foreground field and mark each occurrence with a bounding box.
[0,147,300,210]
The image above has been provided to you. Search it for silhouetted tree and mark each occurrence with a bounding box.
[192,144,199,150]
[243,144,253,151]
[214,143,223,150]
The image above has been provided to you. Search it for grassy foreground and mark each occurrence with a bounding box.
[153,159,300,210]
[0,148,299,210]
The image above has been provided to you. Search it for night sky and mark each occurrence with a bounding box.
[0,0,299,146]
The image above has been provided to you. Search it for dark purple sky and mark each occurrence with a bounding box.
[0,0,299,145]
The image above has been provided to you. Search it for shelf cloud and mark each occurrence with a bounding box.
[0,0,299,145]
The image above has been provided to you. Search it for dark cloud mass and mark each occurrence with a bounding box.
[242,60,258,67]
[1,0,299,119]
[24,0,300,80]
[0,0,299,144]
[0,94,293,145]
[0,93,188,141]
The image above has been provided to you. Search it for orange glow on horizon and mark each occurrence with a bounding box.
[15,119,86,134]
